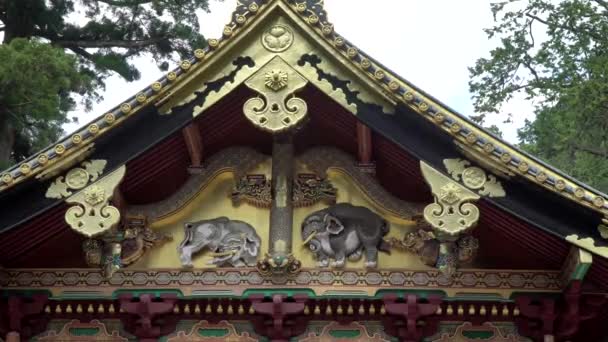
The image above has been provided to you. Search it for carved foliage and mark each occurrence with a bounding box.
[444,159,505,198]
[421,162,480,237]
[37,320,127,341]
[167,321,256,342]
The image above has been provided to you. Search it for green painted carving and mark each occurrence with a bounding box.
[329,330,362,339]
[198,328,229,337]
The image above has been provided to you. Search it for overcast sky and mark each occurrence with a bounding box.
[65,0,535,143]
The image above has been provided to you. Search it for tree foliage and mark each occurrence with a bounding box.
[469,0,608,192]
[0,0,211,168]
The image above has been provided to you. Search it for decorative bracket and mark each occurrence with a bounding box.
[119,294,178,341]
[249,294,309,341]
[444,158,505,197]
[243,56,308,133]
[420,161,480,237]
[46,162,126,238]
[382,294,442,342]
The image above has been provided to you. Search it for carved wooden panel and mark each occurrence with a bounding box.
[37,320,127,341]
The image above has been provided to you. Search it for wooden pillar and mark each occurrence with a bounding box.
[182,122,204,169]
[356,122,373,165]
[269,134,294,254]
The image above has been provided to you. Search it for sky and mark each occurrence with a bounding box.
[64,0,536,143]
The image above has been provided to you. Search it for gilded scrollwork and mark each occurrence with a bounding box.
[421,161,480,237]
[64,166,126,238]
[243,56,308,133]
[444,158,505,198]
[45,159,107,199]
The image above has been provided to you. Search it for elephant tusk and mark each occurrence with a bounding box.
[208,250,237,257]
[302,231,317,246]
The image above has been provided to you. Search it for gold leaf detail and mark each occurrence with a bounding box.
[434,113,445,123]
[347,47,358,58]
[72,134,82,145]
[518,162,529,173]
[388,81,400,91]
[55,144,66,155]
[466,133,477,144]
[1,173,13,184]
[223,26,233,37]
[296,2,306,12]
[194,49,206,59]
[555,179,566,191]
[38,154,49,165]
[120,103,132,114]
[418,102,429,112]
[88,124,99,135]
[536,172,548,183]
[483,143,495,154]
[593,196,605,208]
[262,25,294,52]
[403,91,415,102]
[19,163,31,175]
[208,39,220,48]
[574,187,585,199]
[360,58,371,69]
[500,153,511,163]
[322,24,333,36]
[374,70,385,80]
[180,60,192,70]
[136,93,147,103]
[104,113,116,124]
[151,82,163,92]
[334,36,345,47]
[167,72,177,81]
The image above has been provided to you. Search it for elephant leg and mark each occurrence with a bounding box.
[365,247,379,269]
[317,256,330,268]
[331,250,346,268]
[179,245,195,267]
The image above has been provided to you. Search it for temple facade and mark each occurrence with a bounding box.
[1,1,607,341]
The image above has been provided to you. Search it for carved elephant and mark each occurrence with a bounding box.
[178,217,261,267]
[301,203,391,268]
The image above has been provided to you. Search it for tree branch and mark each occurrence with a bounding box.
[526,13,604,41]
[96,0,153,6]
[592,0,608,12]
[574,144,608,158]
[53,38,165,49]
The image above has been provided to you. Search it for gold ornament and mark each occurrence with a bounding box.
[64,166,125,237]
[444,159,505,198]
[262,25,294,52]
[243,56,308,133]
[46,160,107,199]
[421,161,481,237]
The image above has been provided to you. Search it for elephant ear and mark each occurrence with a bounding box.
[324,214,344,235]
[243,236,259,256]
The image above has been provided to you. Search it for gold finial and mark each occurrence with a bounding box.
[66,304,73,314]
[98,304,105,314]
[314,305,321,315]
[227,304,234,315]
[304,305,310,315]
[491,305,498,316]
[109,304,115,314]
[347,304,354,315]
[358,304,365,315]
[446,305,454,315]
[184,304,191,314]
[480,305,487,315]
[502,305,509,316]
[173,305,180,314]
[457,305,464,315]
[325,305,332,315]
[468,305,475,315]
[238,304,245,315]
[369,304,376,315]
[217,304,224,314]
[87,304,94,314]
[194,304,201,314]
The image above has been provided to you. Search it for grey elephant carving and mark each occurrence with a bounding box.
[178,217,261,267]
[301,203,391,268]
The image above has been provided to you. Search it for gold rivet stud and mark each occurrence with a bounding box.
[55,144,66,155]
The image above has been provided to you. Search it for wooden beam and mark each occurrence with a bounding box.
[356,121,373,164]
[560,246,593,288]
[182,123,204,169]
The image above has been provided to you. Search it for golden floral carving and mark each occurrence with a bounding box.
[444,158,506,198]
[421,161,480,237]
[46,160,107,199]
[243,56,308,133]
[64,166,125,237]
[262,24,294,52]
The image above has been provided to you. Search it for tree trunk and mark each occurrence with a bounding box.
[2,0,38,44]
[0,113,15,168]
